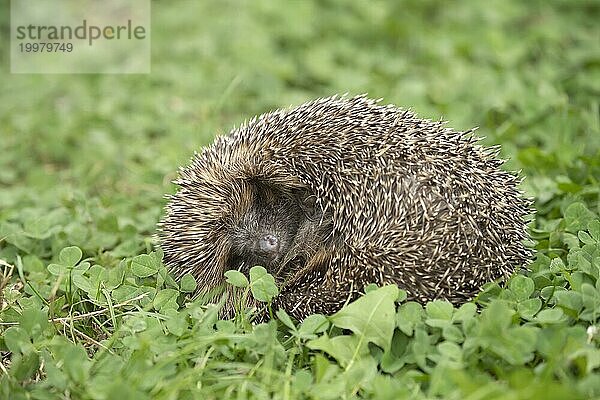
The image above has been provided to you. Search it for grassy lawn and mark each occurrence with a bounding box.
[1,1,599,399]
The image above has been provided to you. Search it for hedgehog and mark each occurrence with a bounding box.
[158,95,532,320]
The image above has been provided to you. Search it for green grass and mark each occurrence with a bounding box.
[1,1,600,399]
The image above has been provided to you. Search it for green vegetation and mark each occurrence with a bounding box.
[1,1,599,399]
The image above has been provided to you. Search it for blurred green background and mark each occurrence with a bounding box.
[0,0,599,258]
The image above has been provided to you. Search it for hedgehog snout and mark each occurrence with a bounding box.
[227,228,287,272]
[258,234,280,255]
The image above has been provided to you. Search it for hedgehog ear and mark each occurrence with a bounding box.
[298,191,318,218]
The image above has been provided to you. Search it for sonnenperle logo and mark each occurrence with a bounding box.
[10,0,151,74]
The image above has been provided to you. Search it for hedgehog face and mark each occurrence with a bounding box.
[226,182,319,280]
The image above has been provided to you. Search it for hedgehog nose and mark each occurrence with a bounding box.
[258,234,279,254]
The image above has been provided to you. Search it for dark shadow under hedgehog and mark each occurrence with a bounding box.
[157,95,533,320]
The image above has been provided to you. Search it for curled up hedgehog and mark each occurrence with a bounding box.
[158,95,532,320]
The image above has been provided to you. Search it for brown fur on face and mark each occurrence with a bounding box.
[226,182,331,284]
